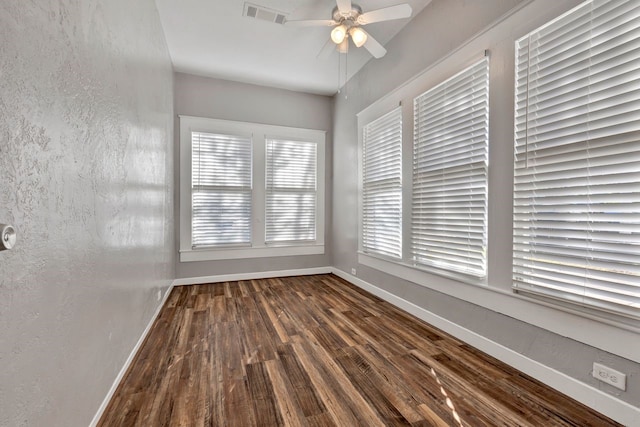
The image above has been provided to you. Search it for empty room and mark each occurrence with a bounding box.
[1,0,639,426]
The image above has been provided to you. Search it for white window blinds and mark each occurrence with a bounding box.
[191,131,252,248]
[266,139,317,243]
[362,107,403,258]
[412,58,489,277]
[513,0,640,319]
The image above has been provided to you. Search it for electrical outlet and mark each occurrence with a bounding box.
[351,268,357,276]
[157,290,162,301]
[593,363,626,391]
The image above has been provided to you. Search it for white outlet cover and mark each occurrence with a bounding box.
[593,362,626,391]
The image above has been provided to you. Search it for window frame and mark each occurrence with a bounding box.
[512,0,640,324]
[179,116,325,262]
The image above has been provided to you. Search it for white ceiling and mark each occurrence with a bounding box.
[155,0,432,95]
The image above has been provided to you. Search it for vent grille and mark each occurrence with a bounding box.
[243,2,287,24]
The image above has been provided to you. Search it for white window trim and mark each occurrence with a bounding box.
[179,116,325,262]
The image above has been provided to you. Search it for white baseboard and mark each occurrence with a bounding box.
[171,266,332,286]
[89,284,174,427]
[330,267,640,427]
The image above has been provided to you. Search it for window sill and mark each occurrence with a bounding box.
[180,244,325,262]
[358,252,487,288]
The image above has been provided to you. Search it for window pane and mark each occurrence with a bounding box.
[192,191,251,246]
[412,58,489,277]
[191,131,252,247]
[266,139,317,243]
[362,107,403,258]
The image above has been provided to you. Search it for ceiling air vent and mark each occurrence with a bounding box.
[243,2,287,24]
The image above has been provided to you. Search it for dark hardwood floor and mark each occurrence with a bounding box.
[98,274,621,426]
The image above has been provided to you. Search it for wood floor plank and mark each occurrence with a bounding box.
[303,296,360,348]
[246,362,283,427]
[416,403,452,427]
[415,351,533,427]
[209,321,226,427]
[386,352,468,426]
[289,338,364,426]
[348,345,429,425]
[265,359,310,427]
[237,295,278,364]
[275,343,326,418]
[320,277,383,318]
[333,309,404,357]
[262,284,304,338]
[99,274,622,427]
[294,331,387,427]
[256,291,290,344]
[305,413,335,427]
[338,346,423,425]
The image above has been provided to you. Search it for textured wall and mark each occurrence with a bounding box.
[0,1,174,426]
[174,73,333,279]
[332,0,639,414]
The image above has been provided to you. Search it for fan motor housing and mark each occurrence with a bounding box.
[332,4,362,23]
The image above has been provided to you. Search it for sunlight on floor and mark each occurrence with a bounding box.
[431,367,463,427]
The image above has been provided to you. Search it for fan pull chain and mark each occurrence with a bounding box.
[337,50,341,94]
[337,48,347,99]
[344,47,348,100]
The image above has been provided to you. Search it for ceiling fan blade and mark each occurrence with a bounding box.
[357,4,412,25]
[284,19,336,27]
[336,0,352,14]
[360,29,387,59]
[317,38,336,59]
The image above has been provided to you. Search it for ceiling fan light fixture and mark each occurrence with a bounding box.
[285,0,410,59]
[331,24,347,44]
[349,27,367,47]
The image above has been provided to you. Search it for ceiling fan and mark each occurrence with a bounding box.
[284,0,412,59]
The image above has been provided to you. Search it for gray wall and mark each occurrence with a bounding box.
[332,0,639,410]
[0,1,174,426]
[174,73,333,278]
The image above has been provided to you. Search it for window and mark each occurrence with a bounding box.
[179,116,325,262]
[513,0,640,321]
[361,107,403,259]
[191,132,252,247]
[412,58,490,277]
[266,139,317,244]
